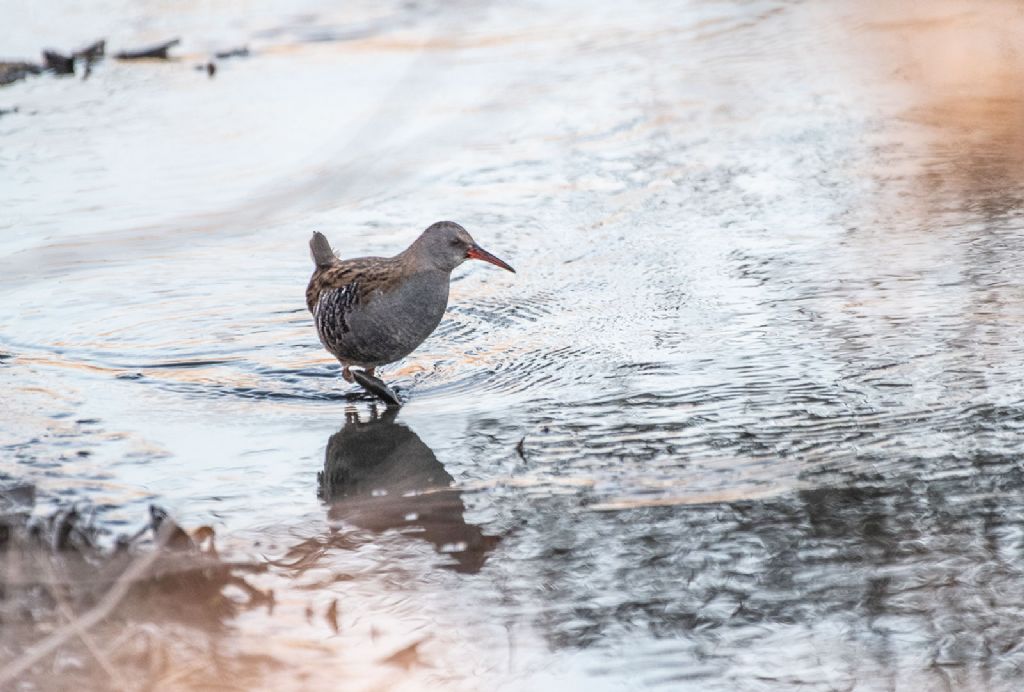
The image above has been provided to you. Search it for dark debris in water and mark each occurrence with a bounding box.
[114,38,180,61]
[1,35,241,89]
[0,62,41,87]
[195,61,216,78]
[214,46,250,60]
[0,487,273,690]
[1,39,105,86]
[74,40,106,64]
[42,50,75,75]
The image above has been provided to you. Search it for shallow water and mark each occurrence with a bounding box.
[4,0,1024,689]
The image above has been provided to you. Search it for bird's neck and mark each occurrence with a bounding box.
[396,247,450,276]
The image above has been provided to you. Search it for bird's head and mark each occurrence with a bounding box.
[413,221,516,274]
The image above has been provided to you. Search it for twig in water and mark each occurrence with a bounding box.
[38,557,132,691]
[0,523,174,686]
[115,39,180,61]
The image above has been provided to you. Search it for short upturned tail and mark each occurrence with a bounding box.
[310,232,338,268]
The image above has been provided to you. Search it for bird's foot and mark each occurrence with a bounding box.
[342,365,354,383]
[351,369,401,407]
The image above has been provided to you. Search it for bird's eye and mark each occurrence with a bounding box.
[450,238,462,247]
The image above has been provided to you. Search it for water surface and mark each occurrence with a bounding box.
[3,0,1024,689]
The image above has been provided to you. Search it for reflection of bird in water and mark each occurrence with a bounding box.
[319,407,499,574]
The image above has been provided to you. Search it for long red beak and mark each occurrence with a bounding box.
[467,244,516,273]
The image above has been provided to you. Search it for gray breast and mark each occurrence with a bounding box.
[316,270,450,367]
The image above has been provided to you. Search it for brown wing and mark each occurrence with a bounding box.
[305,256,402,314]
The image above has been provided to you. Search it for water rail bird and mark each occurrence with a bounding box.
[306,221,515,403]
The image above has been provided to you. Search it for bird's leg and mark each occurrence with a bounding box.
[342,364,354,383]
[364,367,376,379]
